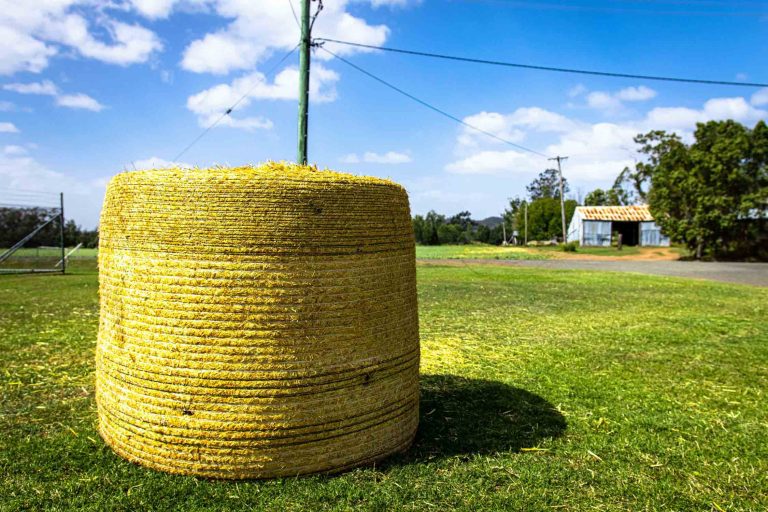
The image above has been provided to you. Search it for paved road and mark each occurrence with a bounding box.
[425,259,768,287]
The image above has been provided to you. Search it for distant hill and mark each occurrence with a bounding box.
[477,216,503,228]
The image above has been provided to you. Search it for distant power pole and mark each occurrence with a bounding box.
[502,219,507,245]
[297,0,311,165]
[549,156,569,243]
[524,201,528,245]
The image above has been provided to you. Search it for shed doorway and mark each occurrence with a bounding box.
[613,221,639,246]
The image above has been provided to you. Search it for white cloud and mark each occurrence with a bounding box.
[458,112,526,147]
[4,80,104,111]
[616,86,657,102]
[444,92,768,182]
[0,122,19,133]
[55,93,104,111]
[0,24,57,75]
[567,84,587,98]
[186,63,338,129]
[645,97,767,132]
[44,18,162,66]
[586,85,657,113]
[445,149,539,175]
[3,80,58,95]
[180,1,389,75]
[182,32,265,75]
[0,101,14,111]
[457,108,576,148]
[130,156,192,170]
[341,151,412,164]
[0,1,162,75]
[586,91,622,112]
[3,144,27,155]
[752,88,768,107]
[129,0,179,19]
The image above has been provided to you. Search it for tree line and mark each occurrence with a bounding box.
[0,207,99,248]
[413,167,578,245]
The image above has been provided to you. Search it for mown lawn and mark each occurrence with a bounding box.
[415,244,687,260]
[1,259,767,511]
[0,248,98,273]
[415,244,550,260]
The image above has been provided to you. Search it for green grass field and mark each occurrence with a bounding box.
[415,244,687,260]
[415,245,550,260]
[0,247,98,273]
[1,247,98,258]
[2,259,767,510]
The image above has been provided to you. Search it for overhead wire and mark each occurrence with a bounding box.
[172,44,300,163]
[316,38,768,88]
[318,45,549,158]
[309,0,324,32]
[287,0,300,29]
[454,0,766,17]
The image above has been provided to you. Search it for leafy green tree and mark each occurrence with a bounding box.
[0,207,60,247]
[527,169,570,200]
[437,223,462,244]
[412,215,427,244]
[640,120,768,259]
[475,224,491,243]
[0,208,99,249]
[503,197,523,234]
[583,187,626,206]
[515,198,577,241]
[614,164,651,204]
[448,211,474,231]
[487,224,505,245]
[63,219,79,247]
[423,211,445,245]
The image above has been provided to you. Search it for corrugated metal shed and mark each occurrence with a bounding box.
[578,205,654,222]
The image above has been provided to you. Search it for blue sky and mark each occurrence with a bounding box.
[0,0,766,227]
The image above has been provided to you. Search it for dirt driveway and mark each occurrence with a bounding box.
[422,259,768,287]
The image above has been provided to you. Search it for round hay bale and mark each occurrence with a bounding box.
[95,162,420,479]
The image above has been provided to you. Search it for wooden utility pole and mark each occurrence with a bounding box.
[297,0,311,165]
[524,201,528,245]
[502,220,507,245]
[549,156,569,243]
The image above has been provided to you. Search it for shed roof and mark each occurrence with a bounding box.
[577,205,654,222]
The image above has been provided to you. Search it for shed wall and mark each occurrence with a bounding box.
[582,220,612,246]
[639,221,670,246]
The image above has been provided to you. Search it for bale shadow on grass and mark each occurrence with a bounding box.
[391,374,566,465]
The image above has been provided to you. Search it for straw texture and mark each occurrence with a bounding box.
[95,162,420,479]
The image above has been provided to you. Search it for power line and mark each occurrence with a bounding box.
[287,0,300,29]
[172,44,300,163]
[309,0,324,32]
[319,46,549,158]
[456,0,766,17]
[316,38,768,88]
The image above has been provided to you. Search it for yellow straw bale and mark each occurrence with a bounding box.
[95,162,420,479]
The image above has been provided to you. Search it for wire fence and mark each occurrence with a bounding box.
[0,190,66,274]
